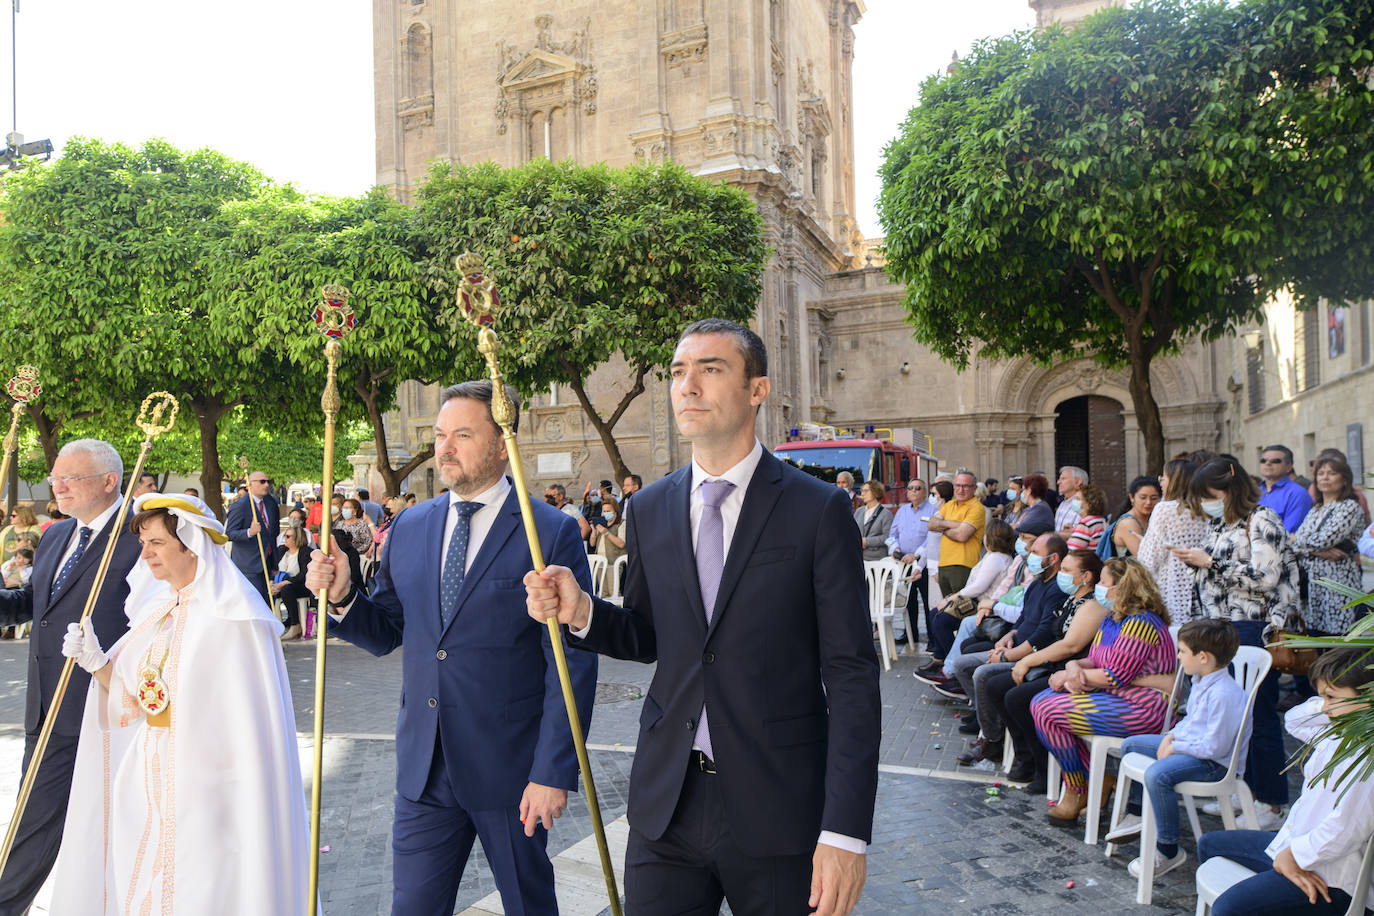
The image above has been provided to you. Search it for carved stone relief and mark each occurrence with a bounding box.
[661,23,708,75]
[494,15,596,136]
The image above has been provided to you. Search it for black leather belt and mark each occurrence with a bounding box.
[691,749,717,774]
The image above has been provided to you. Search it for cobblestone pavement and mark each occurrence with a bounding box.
[0,634,1304,915]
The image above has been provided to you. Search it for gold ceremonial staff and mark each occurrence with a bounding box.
[237,454,275,600]
[307,284,357,916]
[455,253,623,916]
[0,367,40,521]
[0,391,179,876]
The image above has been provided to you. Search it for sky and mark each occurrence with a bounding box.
[4,1,1036,238]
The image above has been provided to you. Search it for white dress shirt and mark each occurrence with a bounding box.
[56,499,122,575]
[1267,697,1374,900]
[1168,668,1251,770]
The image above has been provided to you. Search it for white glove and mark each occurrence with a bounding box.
[62,619,109,673]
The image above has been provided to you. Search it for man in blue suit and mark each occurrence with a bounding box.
[527,319,882,916]
[225,469,278,603]
[0,439,140,915]
[308,380,597,916]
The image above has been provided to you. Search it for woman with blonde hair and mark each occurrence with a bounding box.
[1030,557,1176,826]
[0,504,40,562]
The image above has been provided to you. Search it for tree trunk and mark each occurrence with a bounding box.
[24,404,63,471]
[355,375,434,499]
[1126,350,1166,475]
[561,362,648,484]
[191,396,238,518]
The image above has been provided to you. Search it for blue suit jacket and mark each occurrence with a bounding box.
[330,482,598,808]
[225,494,279,584]
[0,514,140,737]
[575,450,882,857]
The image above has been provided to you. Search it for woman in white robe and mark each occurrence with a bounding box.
[50,493,310,914]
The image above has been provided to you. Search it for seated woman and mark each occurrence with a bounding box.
[960,550,1107,779]
[1198,648,1374,916]
[924,519,1016,670]
[1066,483,1108,550]
[51,493,309,913]
[1108,475,1162,558]
[272,522,313,640]
[1031,557,1175,826]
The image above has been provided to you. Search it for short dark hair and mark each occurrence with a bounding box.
[984,518,1015,555]
[1043,533,1069,561]
[441,380,521,434]
[625,474,643,487]
[679,318,768,379]
[931,479,954,501]
[357,488,370,500]
[1261,444,1294,465]
[546,483,567,498]
[1308,648,1374,692]
[1063,549,1103,584]
[183,487,200,498]
[129,507,184,545]
[1177,619,1238,666]
[14,547,33,561]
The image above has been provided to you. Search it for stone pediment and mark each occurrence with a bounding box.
[501,50,582,92]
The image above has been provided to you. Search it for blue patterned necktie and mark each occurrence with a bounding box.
[439,501,484,630]
[51,526,93,598]
[694,479,734,760]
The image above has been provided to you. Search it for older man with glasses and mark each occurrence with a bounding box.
[926,470,988,599]
[889,480,932,646]
[0,438,141,915]
[1256,444,1313,533]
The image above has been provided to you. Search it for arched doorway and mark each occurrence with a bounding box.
[1054,395,1127,510]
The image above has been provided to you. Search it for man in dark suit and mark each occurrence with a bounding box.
[307,380,597,916]
[0,438,140,915]
[225,469,278,603]
[526,319,882,916]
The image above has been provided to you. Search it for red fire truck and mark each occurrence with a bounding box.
[772,424,940,508]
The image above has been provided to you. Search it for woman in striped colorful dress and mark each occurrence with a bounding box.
[1031,557,1176,826]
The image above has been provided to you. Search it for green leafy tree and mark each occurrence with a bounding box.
[211,187,455,498]
[415,158,767,480]
[878,0,1374,472]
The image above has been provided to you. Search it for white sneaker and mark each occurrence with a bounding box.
[1105,813,1142,842]
[1201,793,1241,817]
[1129,848,1188,878]
[1241,806,1285,831]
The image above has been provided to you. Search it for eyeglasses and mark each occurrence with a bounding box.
[251,478,273,486]
[907,485,925,491]
[954,483,976,489]
[1258,457,1286,465]
[45,473,107,487]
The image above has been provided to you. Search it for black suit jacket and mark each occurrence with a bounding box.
[0,514,140,736]
[225,494,279,584]
[576,449,881,857]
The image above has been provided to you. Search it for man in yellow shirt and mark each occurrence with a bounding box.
[926,470,987,596]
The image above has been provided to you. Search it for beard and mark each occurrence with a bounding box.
[436,436,507,495]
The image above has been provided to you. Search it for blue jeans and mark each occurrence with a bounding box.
[1198,830,1359,916]
[1232,620,1289,806]
[942,616,980,677]
[1120,734,1227,849]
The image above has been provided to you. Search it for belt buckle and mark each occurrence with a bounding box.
[695,751,716,774]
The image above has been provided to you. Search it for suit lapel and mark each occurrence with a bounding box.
[706,451,784,642]
[668,466,709,627]
[426,497,450,616]
[51,516,117,606]
[439,484,522,641]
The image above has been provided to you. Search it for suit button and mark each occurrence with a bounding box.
[39,620,47,627]
[687,719,696,730]
[703,652,715,664]
[428,698,437,708]
[436,650,447,660]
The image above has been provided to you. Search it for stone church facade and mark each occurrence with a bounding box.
[357,0,1232,503]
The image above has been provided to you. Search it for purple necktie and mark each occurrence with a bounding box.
[694,479,734,759]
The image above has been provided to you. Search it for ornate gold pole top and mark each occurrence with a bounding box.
[4,366,41,405]
[455,253,517,434]
[136,392,179,439]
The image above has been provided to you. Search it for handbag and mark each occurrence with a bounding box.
[1264,613,1320,675]
[974,615,1014,643]
[945,595,979,619]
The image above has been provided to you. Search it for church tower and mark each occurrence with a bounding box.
[370,1,868,490]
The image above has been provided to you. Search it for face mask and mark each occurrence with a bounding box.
[341,508,354,519]
[1015,538,1029,558]
[1069,498,1082,514]
[1094,584,1114,610]
[1055,570,1077,595]
[1005,489,1018,503]
[1201,498,1225,519]
[330,506,341,517]
[1026,553,1046,576]
[544,495,557,505]
[602,511,616,522]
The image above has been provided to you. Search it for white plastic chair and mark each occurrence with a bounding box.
[586,554,608,597]
[1194,830,1374,916]
[1107,647,1271,905]
[606,555,628,599]
[863,559,901,671]
[895,558,918,655]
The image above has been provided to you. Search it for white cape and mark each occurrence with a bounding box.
[50,514,310,915]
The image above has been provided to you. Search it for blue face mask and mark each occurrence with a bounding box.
[1201,498,1225,519]
[1014,538,1029,558]
[1055,570,1077,595]
[1026,553,1046,576]
[1094,584,1114,610]
[1069,498,1083,514]
[1005,489,1019,503]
